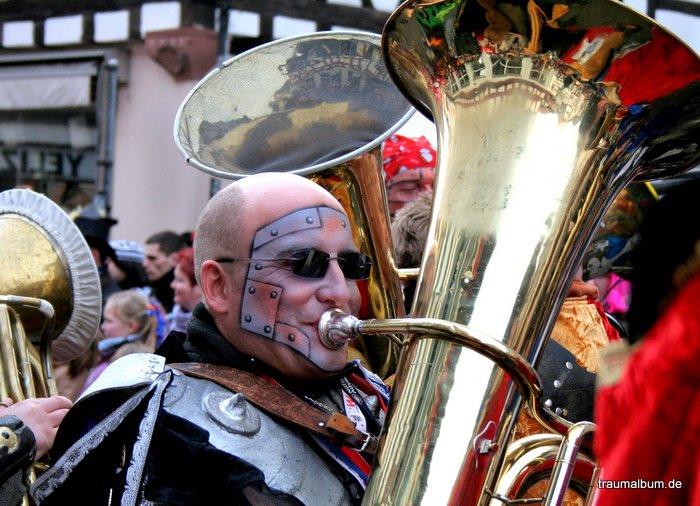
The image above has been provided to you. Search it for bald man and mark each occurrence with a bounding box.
[33,174,389,506]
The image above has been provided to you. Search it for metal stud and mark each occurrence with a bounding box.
[244,315,252,323]
[553,379,562,389]
[271,229,278,236]
[270,291,278,299]
[565,361,573,370]
[306,216,314,224]
[248,286,256,294]
[264,325,272,334]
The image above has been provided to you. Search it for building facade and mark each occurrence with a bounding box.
[0,0,697,242]
[0,0,399,242]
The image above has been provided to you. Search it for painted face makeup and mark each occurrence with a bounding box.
[232,206,364,370]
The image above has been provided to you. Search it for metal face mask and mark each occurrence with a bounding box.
[238,206,357,368]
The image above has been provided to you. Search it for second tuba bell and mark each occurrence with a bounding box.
[174,31,416,378]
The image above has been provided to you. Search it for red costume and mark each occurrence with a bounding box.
[593,271,700,506]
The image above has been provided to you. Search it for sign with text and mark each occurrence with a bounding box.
[0,146,96,181]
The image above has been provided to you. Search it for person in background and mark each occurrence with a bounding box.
[390,190,432,314]
[382,133,436,221]
[142,230,186,313]
[107,239,149,291]
[52,339,100,402]
[594,179,700,506]
[33,173,389,505]
[82,290,159,392]
[0,396,72,506]
[169,247,202,333]
[74,215,120,305]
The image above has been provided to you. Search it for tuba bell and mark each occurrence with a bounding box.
[0,189,102,401]
[345,0,699,504]
[174,31,416,378]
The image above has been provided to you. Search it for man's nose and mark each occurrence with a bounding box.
[317,259,351,305]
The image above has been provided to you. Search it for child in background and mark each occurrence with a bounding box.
[83,290,159,392]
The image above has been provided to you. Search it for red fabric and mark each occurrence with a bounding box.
[589,297,621,343]
[382,134,437,219]
[560,27,700,106]
[382,134,436,182]
[593,271,700,506]
[603,28,700,106]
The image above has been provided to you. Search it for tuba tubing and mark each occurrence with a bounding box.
[0,296,58,400]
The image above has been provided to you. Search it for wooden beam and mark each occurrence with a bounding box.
[221,0,394,33]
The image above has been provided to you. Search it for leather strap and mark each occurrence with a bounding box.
[169,362,378,454]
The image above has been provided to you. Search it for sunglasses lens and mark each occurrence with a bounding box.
[288,249,372,280]
[338,252,372,280]
[290,249,329,278]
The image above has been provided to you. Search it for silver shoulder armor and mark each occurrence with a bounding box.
[163,368,351,506]
[78,353,166,401]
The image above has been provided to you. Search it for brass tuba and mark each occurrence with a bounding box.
[0,189,102,401]
[174,31,416,378]
[345,0,699,504]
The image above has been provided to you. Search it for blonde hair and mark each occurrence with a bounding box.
[104,290,158,360]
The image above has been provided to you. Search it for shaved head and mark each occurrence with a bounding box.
[194,173,343,285]
[192,172,361,379]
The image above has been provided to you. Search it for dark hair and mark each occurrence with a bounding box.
[145,231,187,255]
[626,178,700,343]
[180,231,194,247]
[116,261,149,289]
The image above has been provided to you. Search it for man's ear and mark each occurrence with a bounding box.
[200,260,230,315]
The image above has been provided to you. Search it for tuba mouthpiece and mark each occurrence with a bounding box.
[318,309,360,350]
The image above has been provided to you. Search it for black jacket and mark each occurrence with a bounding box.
[34,305,371,505]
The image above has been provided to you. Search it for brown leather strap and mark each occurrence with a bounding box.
[169,362,377,454]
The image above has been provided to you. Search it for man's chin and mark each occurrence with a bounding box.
[296,351,349,380]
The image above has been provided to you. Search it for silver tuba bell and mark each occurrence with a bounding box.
[174,31,416,378]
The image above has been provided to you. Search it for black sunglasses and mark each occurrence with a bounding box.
[216,248,372,280]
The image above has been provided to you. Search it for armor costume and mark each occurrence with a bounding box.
[31,304,388,506]
[0,414,37,506]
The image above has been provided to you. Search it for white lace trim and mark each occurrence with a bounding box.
[30,378,162,504]
[121,372,171,505]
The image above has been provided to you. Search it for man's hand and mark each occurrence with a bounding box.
[0,396,73,460]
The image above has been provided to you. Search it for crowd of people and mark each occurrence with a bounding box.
[0,132,698,505]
